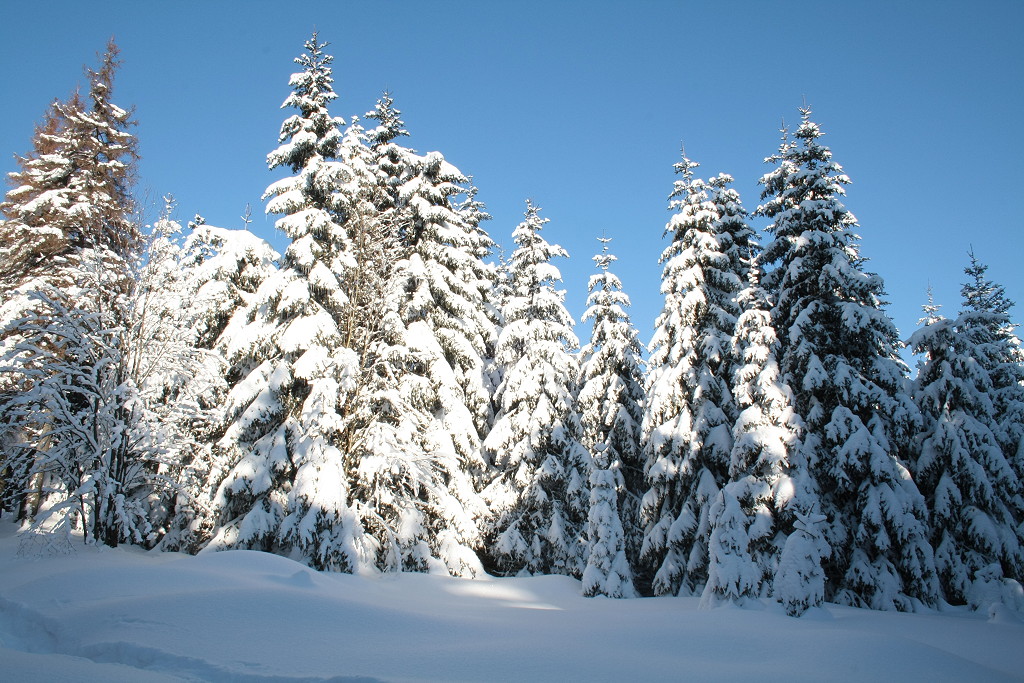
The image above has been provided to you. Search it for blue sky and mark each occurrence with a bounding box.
[2,1,1022,364]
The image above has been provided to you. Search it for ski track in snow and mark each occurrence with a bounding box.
[1,522,1022,682]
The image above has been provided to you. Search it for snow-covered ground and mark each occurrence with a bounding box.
[0,521,1021,682]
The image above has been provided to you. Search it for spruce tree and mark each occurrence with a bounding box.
[578,238,645,569]
[703,262,825,613]
[209,33,368,571]
[158,218,280,552]
[641,153,750,596]
[909,288,1022,604]
[757,107,938,610]
[483,201,590,577]
[959,254,1024,504]
[346,147,494,576]
[582,447,636,598]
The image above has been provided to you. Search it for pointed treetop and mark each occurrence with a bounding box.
[283,31,339,117]
[962,249,1013,316]
[919,285,943,327]
[592,236,616,272]
[366,90,410,146]
[86,38,122,108]
[672,143,699,184]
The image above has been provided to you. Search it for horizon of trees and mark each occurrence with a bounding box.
[1,35,1022,617]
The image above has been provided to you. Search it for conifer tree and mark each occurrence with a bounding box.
[757,107,938,610]
[157,218,280,552]
[641,153,751,596]
[335,118,391,364]
[582,447,636,598]
[1,40,140,381]
[0,40,143,533]
[959,254,1024,499]
[578,238,645,567]
[703,263,825,612]
[345,154,493,575]
[209,33,368,571]
[483,201,590,577]
[909,289,1022,604]
[364,92,413,250]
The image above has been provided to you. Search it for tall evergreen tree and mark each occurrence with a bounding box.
[345,147,493,576]
[909,290,1022,604]
[703,262,824,613]
[959,254,1024,503]
[0,40,143,532]
[1,40,140,383]
[483,201,590,577]
[208,33,369,572]
[577,238,645,568]
[757,107,938,610]
[640,152,751,596]
[157,218,280,552]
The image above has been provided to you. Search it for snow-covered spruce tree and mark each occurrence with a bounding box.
[153,216,281,552]
[335,118,392,363]
[208,34,368,571]
[364,92,414,250]
[363,92,497,444]
[583,447,636,598]
[397,151,496,457]
[702,261,826,613]
[774,509,829,616]
[640,152,750,596]
[457,182,502,406]
[483,201,590,577]
[0,40,144,533]
[344,147,493,576]
[578,237,645,570]
[757,107,938,610]
[909,290,1022,604]
[959,254,1024,506]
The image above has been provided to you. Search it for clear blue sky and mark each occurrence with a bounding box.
[3,1,1022,365]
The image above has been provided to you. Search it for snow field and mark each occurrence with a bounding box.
[1,521,1022,682]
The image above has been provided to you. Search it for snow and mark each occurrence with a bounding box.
[1,522,1021,682]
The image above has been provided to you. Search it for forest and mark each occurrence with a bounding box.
[1,33,1022,620]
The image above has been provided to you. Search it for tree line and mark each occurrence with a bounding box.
[1,35,1021,617]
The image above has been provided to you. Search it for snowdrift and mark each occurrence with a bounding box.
[0,521,1021,682]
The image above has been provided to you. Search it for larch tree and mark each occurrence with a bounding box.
[0,40,152,545]
[757,107,938,610]
[208,33,368,572]
[483,201,590,578]
[0,41,139,388]
[577,237,645,572]
[640,153,750,596]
